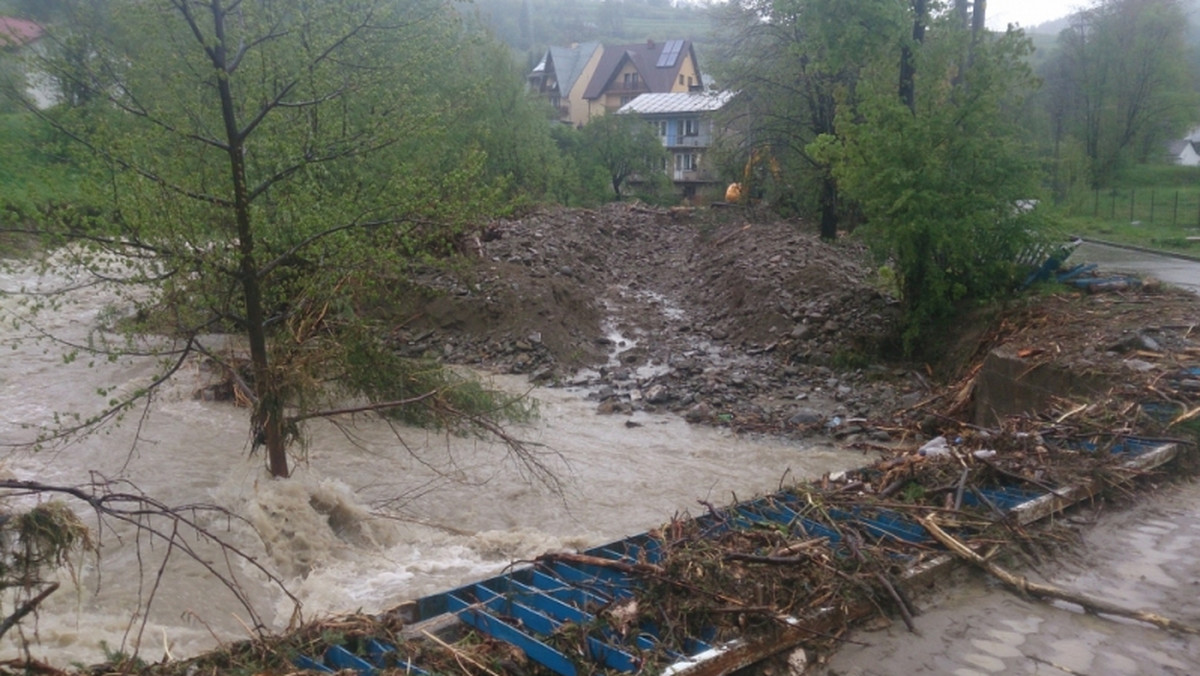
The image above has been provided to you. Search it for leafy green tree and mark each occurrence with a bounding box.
[4,0,544,480]
[819,20,1047,352]
[547,123,611,206]
[711,0,905,238]
[581,113,669,200]
[1041,0,1198,185]
[446,38,574,208]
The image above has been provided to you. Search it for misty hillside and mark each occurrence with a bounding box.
[1027,0,1200,38]
[460,0,717,65]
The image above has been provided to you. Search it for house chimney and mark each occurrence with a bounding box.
[646,38,655,49]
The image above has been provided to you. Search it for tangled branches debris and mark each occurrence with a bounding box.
[0,478,301,658]
[0,502,92,641]
[529,423,1187,671]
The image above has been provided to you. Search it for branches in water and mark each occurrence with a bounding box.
[0,477,301,655]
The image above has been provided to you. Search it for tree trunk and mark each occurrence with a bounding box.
[971,0,987,39]
[819,172,838,240]
[207,0,289,478]
[899,0,927,113]
[953,0,969,30]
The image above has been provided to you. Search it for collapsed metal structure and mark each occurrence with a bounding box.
[294,436,1182,676]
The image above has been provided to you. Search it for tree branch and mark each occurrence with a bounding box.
[285,389,440,425]
[919,515,1200,636]
[0,583,60,640]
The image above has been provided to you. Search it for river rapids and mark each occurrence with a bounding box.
[0,251,869,666]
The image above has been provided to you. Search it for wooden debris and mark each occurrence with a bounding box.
[918,515,1200,636]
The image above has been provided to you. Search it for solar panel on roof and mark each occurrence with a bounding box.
[657,39,682,68]
[655,41,671,67]
[668,40,684,67]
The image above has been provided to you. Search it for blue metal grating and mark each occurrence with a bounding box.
[296,438,1174,675]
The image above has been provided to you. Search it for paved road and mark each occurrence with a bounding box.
[818,479,1200,676]
[817,244,1200,675]
[1073,241,1200,294]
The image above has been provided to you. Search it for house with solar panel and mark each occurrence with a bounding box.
[529,39,703,128]
[617,90,736,198]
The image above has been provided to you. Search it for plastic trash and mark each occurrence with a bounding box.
[918,436,950,457]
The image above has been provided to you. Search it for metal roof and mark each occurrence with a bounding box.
[616,90,735,115]
[583,40,697,100]
[0,16,43,48]
[548,42,601,95]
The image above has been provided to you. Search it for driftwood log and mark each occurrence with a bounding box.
[918,515,1200,636]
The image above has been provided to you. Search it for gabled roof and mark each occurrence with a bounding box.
[617,91,735,115]
[583,39,697,100]
[544,42,601,95]
[0,16,42,49]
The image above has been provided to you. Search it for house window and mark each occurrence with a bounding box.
[687,76,693,87]
[623,72,639,88]
[620,95,634,105]
[675,153,696,172]
[657,120,669,136]
[684,118,699,136]
[678,74,684,86]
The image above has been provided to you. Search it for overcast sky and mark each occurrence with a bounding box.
[986,0,1094,29]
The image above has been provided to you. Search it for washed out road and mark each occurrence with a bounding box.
[817,243,1200,675]
[1074,241,1200,294]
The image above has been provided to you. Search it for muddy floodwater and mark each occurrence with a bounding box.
[819,478,1200,676]
[0,254,873,666]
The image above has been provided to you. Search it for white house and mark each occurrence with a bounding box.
[617,90,735,196]
[0,15,57,109]
[1168,127,1200,167]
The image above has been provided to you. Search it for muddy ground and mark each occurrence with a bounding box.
[387,204,1200,674]
[394,203,1200,445]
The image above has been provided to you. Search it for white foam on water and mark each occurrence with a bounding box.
[1,253,870,666]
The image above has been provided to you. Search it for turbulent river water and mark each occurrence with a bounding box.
[0,254,869,666]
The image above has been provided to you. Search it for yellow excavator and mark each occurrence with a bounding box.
[725,146,781,203]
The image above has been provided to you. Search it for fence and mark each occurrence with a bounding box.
[1071,188,1200,228]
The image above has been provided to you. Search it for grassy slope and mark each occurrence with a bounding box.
[0,113,83,212]
[1057,165,1200,256]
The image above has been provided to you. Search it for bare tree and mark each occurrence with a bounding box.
[0,478,300,660]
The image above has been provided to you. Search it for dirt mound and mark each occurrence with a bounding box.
[391,203,913,438]
[971,285,1200,429]
[390,203,1200,444]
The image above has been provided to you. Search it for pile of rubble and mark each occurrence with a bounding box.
[390,203,914,438]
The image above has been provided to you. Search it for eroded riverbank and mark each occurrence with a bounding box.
[0,252,872,665]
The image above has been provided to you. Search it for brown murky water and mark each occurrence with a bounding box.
[0,254,873,666]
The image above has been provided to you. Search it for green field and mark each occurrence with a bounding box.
[1058,165,1200,255]
[0,112,84,212]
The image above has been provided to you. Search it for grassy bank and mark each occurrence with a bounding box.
[0,112,84,213]
[1058,165,1200,255]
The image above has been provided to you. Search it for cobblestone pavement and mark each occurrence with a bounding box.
[817,479,1200,675]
